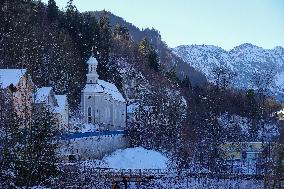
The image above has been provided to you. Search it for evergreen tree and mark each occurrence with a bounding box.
[113,24,130,41]
[180,76,191,89]
[245,89,259,139]
[138,38,159,71]
[15,106,59,187]
[97,10,111,80]
[47,0,58,24]
[0,86,18,188]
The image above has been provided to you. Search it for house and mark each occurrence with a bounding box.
[35,87,58,109]
[221,142,276,162]
[54,95,69,130]
[80,53,126,130]
[0,69,35,126]
[35,87,69,130]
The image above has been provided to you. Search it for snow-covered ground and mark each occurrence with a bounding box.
[30,187,50,189]
[59,147,270,189]
[82,147,168,170]
[103,147,168,169]
[140,177,265,189]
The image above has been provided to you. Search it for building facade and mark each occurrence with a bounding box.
[80,54,126,130]
[35,87,69,130]
[0,69,35,126]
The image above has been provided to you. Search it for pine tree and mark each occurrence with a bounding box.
[15,106,60,187]
[138,38,159,71]
[245,89,259,139]
[47,0,58,24]
[0,85,18,188]
[113,24,130,41]
[97,10,111,80]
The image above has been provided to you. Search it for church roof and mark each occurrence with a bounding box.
[87,55,98,65]
[83,79,125,102]
[0,69,27,88]
[35,87,53,103]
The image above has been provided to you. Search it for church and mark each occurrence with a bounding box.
[80,53,126,130]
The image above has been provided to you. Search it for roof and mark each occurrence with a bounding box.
[61,130,127,140]
[35,87,53,103]
[87,55,98,65]
[127,102,139,113]
[54,95,67,113]
[0,69,27,88]
[83,79,125,102]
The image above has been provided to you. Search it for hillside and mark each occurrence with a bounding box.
[85,11,207,86]
[0,0,189,152]
[173,44,284,99]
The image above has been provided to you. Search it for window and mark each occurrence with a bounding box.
[242,151,247,160]
[93,110,96,123]
[69,155,76,162]
[90,80,93,83]
[88,107,92,123]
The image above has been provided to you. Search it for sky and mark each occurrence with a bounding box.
[42,0,284,50]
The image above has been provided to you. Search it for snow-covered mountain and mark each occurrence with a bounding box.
[173,43,284,98]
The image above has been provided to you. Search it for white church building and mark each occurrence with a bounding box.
[80,54,126,130]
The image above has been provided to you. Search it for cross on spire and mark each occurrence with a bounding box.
[91,46,94,57]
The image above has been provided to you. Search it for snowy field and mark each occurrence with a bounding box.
[81,147,168,169]
[103,147,168,169]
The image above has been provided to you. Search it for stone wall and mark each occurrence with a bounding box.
[58,134,129,161]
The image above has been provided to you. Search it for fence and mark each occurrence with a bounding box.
[52,164,284,189]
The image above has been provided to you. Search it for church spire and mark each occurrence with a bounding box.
[86,47,99,84]
[91,46,94,57]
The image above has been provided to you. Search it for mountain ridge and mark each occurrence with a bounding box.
[173,43,284,99]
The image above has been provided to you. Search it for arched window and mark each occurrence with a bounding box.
[87,107,92,123]
[90,80,93,83]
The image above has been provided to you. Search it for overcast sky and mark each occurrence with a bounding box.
[42,0,284,50]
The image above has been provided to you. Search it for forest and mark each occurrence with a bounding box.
[0,0,283,188]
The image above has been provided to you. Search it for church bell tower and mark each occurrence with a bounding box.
[86,50,99,84]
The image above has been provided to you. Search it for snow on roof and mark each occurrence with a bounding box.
[127,102,139,113]
[83,84,104,93]
[87,55,98,65]
[83,79,125,102]
[35,87,53,103]
[0,69,27,88]
[54,95,67,113]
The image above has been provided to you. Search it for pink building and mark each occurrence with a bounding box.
[0,69,35,127]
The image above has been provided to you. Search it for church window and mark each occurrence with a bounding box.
[90,80,93,83]
[93,110,96,123]
[88,107,92,123]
